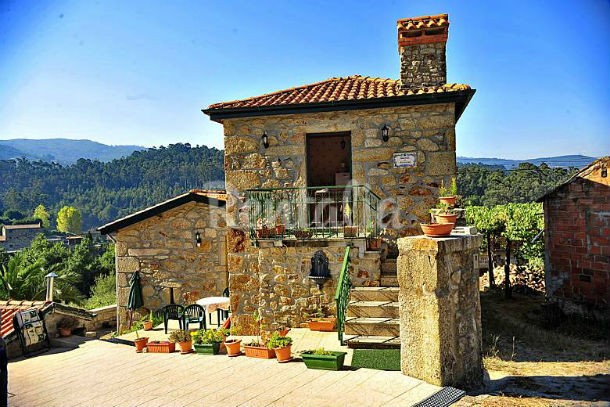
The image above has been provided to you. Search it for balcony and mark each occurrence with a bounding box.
[245,185,380,240]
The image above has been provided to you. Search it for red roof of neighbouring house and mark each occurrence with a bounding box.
[207,75,470,110]
[0,300,51,338]
[537,156,609,202]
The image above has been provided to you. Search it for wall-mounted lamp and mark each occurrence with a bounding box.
[195,231,201,247]
[261,132,269,149]
[340,139,346,150]
[381,124,389,142]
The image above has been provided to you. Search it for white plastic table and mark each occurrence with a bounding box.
[196,296,230,327]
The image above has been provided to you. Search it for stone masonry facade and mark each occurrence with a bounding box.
[222,104,456,333]
[543,157,610,320]
[227,229,380,333]
[400,42,447,89]
[224,104,457,237]
[113,201,227,331]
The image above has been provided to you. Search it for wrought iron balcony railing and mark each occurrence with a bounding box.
[245,185,380,240]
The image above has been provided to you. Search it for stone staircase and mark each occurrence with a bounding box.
[380,258,397,286]
[344,285,400,349]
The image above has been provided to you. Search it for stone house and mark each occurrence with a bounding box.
[0,221,43,252]
[538,156,610,320]
[98,190,228,331]
[202,14,475,337]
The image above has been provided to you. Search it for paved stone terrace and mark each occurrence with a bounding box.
[8,330,440,407]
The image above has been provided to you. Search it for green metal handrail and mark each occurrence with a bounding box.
[245,185,380,240]
[334,245,351,344]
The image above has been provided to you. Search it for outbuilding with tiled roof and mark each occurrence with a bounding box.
[98,190,228,332]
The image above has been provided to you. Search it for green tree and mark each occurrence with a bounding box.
[496,203,544,298]
[57,206,82,233]
[33,204,51,228]
[465,206,504,288]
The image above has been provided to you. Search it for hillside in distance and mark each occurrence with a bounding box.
[457,154,597,169]
[0,138,145,164]
[0,143,224,230]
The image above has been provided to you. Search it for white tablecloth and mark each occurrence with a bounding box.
[196,296,230,314]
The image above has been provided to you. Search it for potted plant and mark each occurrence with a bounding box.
[169,330,193,354]
[275,215,286,236]
[307,307,336,332]
[432,202,458,225]
[294,228,312,239]
[439,177,458,206]
[56,317,75,337]
[147,341,175,353]
[301,348,347,371]
[224,326,242,357]
[192,328,227,355]
[142,310,154,331]
[267,332,293,363]
[365,221,382,250]
[133,327,148,353]
[255,218,273,238]
[244,310,275,359]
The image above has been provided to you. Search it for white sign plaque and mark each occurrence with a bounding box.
[393,152,417,168]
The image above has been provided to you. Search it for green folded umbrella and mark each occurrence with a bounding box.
[127,271,143,328]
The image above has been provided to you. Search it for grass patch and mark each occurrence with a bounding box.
[351,349,401,371]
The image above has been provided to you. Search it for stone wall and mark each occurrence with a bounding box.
[227,229,381,334]
[397,235,483,389]
[223,103,457,238]
[400,42,447,89]
[113,201,227,331]
[544,157,610,320]
[0,226,42,251]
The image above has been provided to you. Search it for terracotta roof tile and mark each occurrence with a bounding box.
[1,300,50,338]
[207,75,470,110]
[397,14,449,31]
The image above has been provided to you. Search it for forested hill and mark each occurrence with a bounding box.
[0,138,144,164]
[0,143,224,230]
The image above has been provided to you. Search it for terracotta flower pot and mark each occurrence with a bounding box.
[435,213,457,225]
[244,344,275,359]
[142,321,153,331]
[278,328,290,337]
[178,340,193,354]
[274,345,292,362]
[58,327,72,337]
[147,341,175,353]
[308,318,336,332]
[224,339,242,357]
[275,225,285,235]
[439,196,456,206]
[134,337,148,353]
[421,223,454,237]
[367,237,382,250]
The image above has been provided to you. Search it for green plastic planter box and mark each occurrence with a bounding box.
[301,351,347,371]
[194,342,221,355]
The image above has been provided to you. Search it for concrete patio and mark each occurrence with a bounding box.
[8,326,442,407]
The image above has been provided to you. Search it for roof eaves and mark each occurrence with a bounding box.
[97,191,226,235]
[203,89,475,123]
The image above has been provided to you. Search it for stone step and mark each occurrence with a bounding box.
[381,259,397,274]
[345,335,400,349]
[344,317,400,337]
[347,301,399,318]
[350,287,399,302]
[380,276,398,287]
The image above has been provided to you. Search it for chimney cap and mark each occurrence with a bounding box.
[397,14,449,47]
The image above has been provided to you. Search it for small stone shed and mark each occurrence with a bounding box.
[202,14,475,332]
[0,221,43,252]
[98,190,228,332]
[538,156,610,320]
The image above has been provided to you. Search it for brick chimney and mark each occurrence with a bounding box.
[397,14,449,89]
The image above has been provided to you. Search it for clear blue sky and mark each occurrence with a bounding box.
[1,0,609,159]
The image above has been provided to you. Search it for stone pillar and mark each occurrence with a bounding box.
[397,235,483,389]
